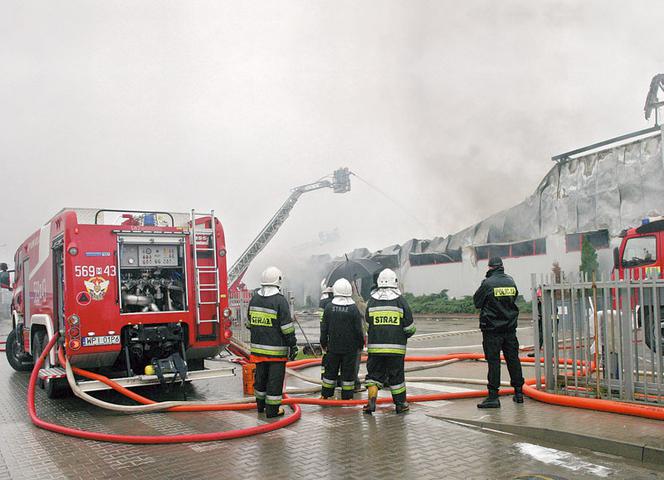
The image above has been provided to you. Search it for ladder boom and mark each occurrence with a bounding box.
[228,168,351,290]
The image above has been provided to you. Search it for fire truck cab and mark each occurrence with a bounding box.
[5,208,234,397]
[613,216,664,354]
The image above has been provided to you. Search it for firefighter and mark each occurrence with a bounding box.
[0,263,10,290]
[319,278,333,319]
[320,278,365,400]
[363,268,415,414]
[248,266,298,418]
[473,257,524,408]
[318,279,333,379]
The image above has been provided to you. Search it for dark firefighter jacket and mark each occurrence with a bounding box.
[365,294,416,355]
[247,292,297,359]
[320,302,364,354]
[473,266,519,333]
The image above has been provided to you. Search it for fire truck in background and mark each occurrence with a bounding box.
[613,216,664,353]
[5,208,233,397]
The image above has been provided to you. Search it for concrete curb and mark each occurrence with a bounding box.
[428,414,664,466]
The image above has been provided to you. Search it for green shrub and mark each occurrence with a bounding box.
[403,290,532,314]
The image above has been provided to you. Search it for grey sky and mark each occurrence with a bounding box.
[1,1,663,284]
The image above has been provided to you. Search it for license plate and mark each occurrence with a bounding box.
[82,335,121,347]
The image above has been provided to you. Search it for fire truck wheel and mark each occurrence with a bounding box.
[5,329,33,372]
[32,331,71,399]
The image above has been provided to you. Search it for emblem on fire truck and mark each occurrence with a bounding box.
[84,276,110,301]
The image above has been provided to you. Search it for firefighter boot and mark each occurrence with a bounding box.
[266,405,285,418]
[513,387,524,404]
[477,391,501,409]
[363,385,378,415]
[256,399,266,414]
[395,402,410,414]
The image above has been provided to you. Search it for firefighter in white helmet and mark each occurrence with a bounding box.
[247,266,298,417]
[364,268,415,414]
[319,278,365,400]
[318,278,334,321]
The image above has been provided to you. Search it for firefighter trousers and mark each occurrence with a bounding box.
[254,361,286,417]
[482,330,524,393]
[322,352,357,400]
[365,354,406,404]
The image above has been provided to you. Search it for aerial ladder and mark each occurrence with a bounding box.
[227,168,351,292]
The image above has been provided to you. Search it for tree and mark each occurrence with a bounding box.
[580,237,599,280]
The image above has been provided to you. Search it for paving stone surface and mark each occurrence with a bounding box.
[1,317,663,479]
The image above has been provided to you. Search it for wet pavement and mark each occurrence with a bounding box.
[1,316,663,479]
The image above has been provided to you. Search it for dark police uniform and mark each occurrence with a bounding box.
[247,291,297,417]
[320,301,364,399]
[365,294,415,405]
[473,264,524,395]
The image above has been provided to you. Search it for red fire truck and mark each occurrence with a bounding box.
[613,216,664,353]
[5,208,233,397]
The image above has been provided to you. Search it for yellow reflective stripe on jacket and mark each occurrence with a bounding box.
[280,322,295,334]
[367,343,406,355]
[250,343,288,356]
[493,287,516,297]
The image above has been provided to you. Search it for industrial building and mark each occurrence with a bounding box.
[321,126,664,301]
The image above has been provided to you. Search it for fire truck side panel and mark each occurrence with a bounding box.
[11,209,231,371]
[12,211,70,364]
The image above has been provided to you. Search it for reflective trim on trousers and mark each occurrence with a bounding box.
[321,377,336,389]
[266,395,282,405]
[341,381,355,391]
[390,382,406,395]
[365,379,383,389]
[254,390,266,399]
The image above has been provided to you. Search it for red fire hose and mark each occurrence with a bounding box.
[29,334,301,443]
[28,334,664,444]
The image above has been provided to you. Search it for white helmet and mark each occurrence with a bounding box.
[332,278,352,297]
[261,266,283,287]
[377,268,398,289]
[320,278,333,294]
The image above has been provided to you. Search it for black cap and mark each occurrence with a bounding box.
[488,256,503,268]
[0,263,6,271]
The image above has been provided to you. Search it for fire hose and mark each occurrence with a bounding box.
[28,334,664,445]
[30,334,301,443]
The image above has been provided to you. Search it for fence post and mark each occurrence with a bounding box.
[622,272,635,400]
[542,277,555,392]
[531,274,541,390]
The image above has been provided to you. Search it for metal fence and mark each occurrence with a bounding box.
[228,290,252,345]
[532,272,664,405]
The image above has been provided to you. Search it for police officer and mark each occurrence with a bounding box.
[473,257,524,408]
[248,266,298,418]
[364,268,415,414]
[320,278,365,400]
